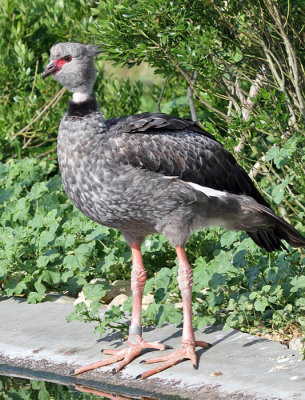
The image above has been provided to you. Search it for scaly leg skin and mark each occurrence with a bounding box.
[138,246,211,379]
[74,243,167,376]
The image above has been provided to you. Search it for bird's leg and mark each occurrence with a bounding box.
[129,242,146,340]
[139,246,210,379]
[74,243,167,376]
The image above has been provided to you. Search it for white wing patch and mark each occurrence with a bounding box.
[187,182,228,198]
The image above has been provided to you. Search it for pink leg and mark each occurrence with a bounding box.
[139,246,210,379]
[74,243,167,376]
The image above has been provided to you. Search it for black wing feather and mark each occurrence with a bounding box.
[107,112,269,207]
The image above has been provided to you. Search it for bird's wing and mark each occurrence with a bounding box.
[106,112,269,206]
[107,112,216,139]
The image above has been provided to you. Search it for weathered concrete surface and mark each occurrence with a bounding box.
[0,297,304,399]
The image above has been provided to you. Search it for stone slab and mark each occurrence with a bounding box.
[0,297,304,399]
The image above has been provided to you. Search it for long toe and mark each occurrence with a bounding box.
[140,343,198,379]
[142,340,168,351]
[195,340,211,348]
[74,353,125,375]
[102,348,122,355]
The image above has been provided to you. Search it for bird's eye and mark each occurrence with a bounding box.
[63,55,72,62]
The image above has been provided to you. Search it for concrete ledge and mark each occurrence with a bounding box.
[0,297,304,399]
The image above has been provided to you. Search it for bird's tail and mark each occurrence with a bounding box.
[241,199,305,252]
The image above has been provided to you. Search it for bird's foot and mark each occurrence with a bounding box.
[74,336,168,376]
[138,340,211,379]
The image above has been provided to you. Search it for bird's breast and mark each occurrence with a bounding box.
[56,125,159,233]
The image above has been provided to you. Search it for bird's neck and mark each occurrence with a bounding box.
[67,93,103,120]
[72,91,92,103]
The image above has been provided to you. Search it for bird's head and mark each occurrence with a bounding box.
[42,42,100,102]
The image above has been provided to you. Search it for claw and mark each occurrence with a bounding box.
[139,359,146,364]
[195,340,211,349]
[164,345,173,350]
[135,374,142,380]
[111,368,116,375]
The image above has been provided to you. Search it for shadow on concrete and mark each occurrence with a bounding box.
[243,338,269,347]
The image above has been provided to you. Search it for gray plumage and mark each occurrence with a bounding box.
[44,42,305,252]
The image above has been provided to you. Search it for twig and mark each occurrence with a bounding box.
[263,0,305,116]
[249,156,266,179]
[233,73,263,153]
[30,60,39,100]
[11,87,66,141]
[226,81,236,117]
[172,61,231,121]
[187,70,198,121]
[25,137,56,149]
[36,146,57,158]
[156,75,169,113]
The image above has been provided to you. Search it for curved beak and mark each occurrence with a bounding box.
[42,61,60,79]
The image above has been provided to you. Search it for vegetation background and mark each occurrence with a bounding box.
[0,0,304,350]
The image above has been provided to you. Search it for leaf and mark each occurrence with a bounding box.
[0,163,7,179]
[254,297,269,312]
[249,291,258,300]
[5,279,27,296]
[265,146,280,162]
[245,265,260,287]
[290,276,305,292]
[85,225,109,242]
[40,270,60,285]
[296,298,305,308]
[75,243,92,262]
[39,231,55,249]
[63,255,79,271]
[34,280,46,294]
[28,291,44,304]
[155,303,182,327]
[46,175,62,191]
[207,291,224,307]
[84,283,110,301]
[220,231,240,248]
[154,287,168,303]
[28,182,48,200]
[233,250,247,268]
[272,177,292,204]
[0,189,13,204]
[209,272,227,289]
[154,268,173,290]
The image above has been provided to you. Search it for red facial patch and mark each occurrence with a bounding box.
[54,58,70,68]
